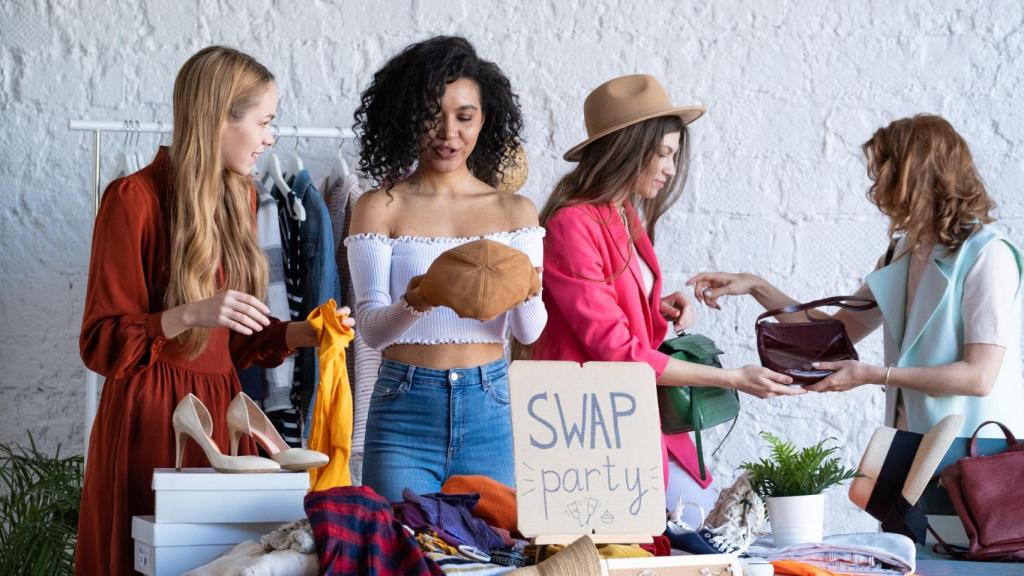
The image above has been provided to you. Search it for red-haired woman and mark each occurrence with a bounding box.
[689,114,1023,438]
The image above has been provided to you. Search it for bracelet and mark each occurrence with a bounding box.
[884,366,893,386]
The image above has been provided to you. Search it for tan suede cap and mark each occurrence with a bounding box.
[419,239,540,322]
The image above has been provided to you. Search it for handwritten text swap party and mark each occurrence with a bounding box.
[522,390,658,519]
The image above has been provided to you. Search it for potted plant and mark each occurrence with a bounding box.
[740,432,860,546]
[0,434,83,575]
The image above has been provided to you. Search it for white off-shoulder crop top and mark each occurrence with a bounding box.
[344,227,548,350]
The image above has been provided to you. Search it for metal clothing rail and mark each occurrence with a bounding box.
[70,118,354,464]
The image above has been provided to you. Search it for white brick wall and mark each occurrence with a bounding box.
[1,0,1022,534]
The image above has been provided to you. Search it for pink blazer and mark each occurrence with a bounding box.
[532,203,712,488]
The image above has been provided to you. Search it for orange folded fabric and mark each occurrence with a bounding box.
[771,560,843,576]
[441,475,517,533]
[307,299,355,491]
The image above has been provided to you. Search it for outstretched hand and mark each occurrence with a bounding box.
[730,365,804,398]
[802,360,883,393]
[685,272,761,310]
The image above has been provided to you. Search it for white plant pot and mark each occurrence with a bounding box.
[766,494,824,547]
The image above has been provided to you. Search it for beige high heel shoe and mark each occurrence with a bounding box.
[172,393,281,473]
[227,392,329,471]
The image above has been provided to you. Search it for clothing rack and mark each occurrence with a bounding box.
[69,118,355,463]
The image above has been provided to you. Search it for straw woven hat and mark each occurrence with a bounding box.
[849,414,964,513]
[508,536,603,576]
[497,145,528,193]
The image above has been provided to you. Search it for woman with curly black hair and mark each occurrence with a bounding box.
[345,36,546,500]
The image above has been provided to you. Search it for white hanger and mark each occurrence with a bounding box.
[157,121,170,148]
[131,121,145,172]
[333,134,351,179]
[289,128,304,174]
[114,121,135,177]
[269,152,291,194]
[269,151,305,222]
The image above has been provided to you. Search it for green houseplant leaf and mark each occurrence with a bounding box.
[0,433,84,576]
[739,432,861,499]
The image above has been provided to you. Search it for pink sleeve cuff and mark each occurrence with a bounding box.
[649,350,671,380]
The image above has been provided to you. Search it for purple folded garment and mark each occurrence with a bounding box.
[401,489,508,552]
[393,501,459,546]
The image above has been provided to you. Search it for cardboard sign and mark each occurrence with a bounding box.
[509,361,664,538]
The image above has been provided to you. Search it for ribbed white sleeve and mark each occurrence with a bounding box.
[345,235,427,350]
[508,294,547,344]
[507,229,548,344]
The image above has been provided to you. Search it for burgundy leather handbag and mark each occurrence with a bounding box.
[932,421,1024,561]
[755,296,877,384]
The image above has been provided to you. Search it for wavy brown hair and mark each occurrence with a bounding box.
[166,46,272,356]
[540,115,689,245]
[863,114,994,256]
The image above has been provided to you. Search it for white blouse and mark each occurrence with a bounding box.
[344,227,548,350]
[848,240,1021,349]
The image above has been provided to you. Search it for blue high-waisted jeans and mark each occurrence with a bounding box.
[361,357,514,502]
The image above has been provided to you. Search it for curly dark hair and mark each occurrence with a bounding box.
[353,36,524,190]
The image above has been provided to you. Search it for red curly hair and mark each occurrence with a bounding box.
[863,114,995,255]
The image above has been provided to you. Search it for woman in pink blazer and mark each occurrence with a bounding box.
[530,75,801,527]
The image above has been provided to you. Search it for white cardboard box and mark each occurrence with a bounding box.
[152,468,309,524]
[132,515,282,576]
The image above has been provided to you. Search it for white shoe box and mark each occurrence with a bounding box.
[152,467,309,524]
[132,515,282,576]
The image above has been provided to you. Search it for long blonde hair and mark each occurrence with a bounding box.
[863,114,994,256]
[166,46,272,356]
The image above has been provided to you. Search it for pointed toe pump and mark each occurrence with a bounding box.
[172,393,281,473]
[227,392,329,471]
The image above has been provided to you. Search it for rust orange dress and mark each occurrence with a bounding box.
[75,149,294,576]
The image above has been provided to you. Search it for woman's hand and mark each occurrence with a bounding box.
[402,275,434,313]
[183,289,271,335]
[660,291,696,332]
[803,360,885,393]
[529,266,544,298]
[686,272,763,310]
[287,307,355,348]
[728,365,804,398]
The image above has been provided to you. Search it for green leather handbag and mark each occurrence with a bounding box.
[657,331,740,479]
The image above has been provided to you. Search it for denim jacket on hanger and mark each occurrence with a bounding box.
[290,169,342,437]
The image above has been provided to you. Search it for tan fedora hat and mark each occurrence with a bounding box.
[564,74,705,162]
[849,414,964,542]
[507,536,604,576]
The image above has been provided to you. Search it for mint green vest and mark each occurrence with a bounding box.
[865,226,1024,437]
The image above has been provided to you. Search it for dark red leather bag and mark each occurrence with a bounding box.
[755,296,877,384]
[933,421,1024,561]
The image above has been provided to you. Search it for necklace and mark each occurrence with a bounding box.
[618,205,629,230]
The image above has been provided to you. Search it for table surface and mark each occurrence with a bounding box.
[915,544,1024,575]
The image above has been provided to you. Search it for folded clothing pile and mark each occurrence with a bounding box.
[746,532,916,576]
